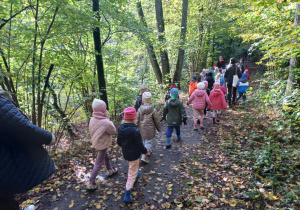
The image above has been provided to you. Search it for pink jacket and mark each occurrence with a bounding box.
[89,117,116,151]
[208,89,227,110]
[188,89,212,110]
[220,86,227,95]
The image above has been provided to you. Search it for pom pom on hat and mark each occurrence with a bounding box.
[214,82,220,90]
[92,99,106,113]
[124,107,137,120]
[197,82,205,90]
[142,92,152,104]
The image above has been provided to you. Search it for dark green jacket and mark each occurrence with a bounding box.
[162,98,187,126]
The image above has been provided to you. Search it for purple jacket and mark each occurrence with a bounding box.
[188,89,212,110]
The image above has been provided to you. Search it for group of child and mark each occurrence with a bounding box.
[86,60,250,203]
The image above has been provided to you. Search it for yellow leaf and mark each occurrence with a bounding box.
[69,200,75,208]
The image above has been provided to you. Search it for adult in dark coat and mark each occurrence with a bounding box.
[205,72,215,90]
[224,58,242,106]
[0,90,56,210]
[217,56,226,69]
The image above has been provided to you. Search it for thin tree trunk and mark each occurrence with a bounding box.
[136,2,162,84]
[173,0,188,88]
[285,3,300,96]
[155,0,170,85]
[32,0,39,125]
[37,6,59,127]
[92,0,109,109]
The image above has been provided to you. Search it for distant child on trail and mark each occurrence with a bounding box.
[137,92,161,163]
[244,69,250,80]
[134,85,148,111]
[189,75,198,96]
[208,82,227,124]
[165,83,177,101]
[117,107,147,203]
[205,71,215,90]
[219,78,227,96]
[87,99,118,191]
[203,81,211,118]
[236,73,249,106]
[188,82,212,130]
[200,69,206,82]
[161,88,187,149]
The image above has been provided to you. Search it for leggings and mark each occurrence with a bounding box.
[90,149,112,184]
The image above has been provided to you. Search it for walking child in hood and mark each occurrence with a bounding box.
[188,82,212,130]
[208,82,227,124]
[161,88,187,149]
[236,73,249,106]
[137,92,161,163]
[189,75,198,96]
[205,71,215,90]
[117,107,147,203]
[87,99,118,191]
[134,85,148,111]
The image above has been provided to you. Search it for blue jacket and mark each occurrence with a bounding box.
[0,97,56,197]
[117,123,147,161]
[237,73,249,93]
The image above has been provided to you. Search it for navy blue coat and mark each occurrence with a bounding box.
[117,123,147,161]
[0,97,56,197]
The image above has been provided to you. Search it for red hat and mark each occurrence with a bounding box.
[124,107,137,120]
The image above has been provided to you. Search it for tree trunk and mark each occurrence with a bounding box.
[155,0,170,85]
[32,0,39,125]
[285,3,300,96]
[173,0,188,89]
[136,2,162,84]
[92,0,109,109]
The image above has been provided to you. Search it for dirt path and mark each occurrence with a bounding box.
[32,99,220,210]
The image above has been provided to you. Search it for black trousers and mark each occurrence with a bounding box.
[227,84,237,105]
[0,196,19,210]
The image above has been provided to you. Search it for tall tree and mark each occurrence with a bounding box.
[285,3,300,96]
[136,2,162,84]
[173,0,188,88]
[155,0,170,85]
[93,0,109,109]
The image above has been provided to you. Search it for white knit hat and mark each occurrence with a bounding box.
[197,82,205,90]
[92,99,106,112]
[142,92,152,104]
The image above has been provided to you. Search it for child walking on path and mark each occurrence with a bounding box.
[137,92,161,163]
[189,75,198,96]
[134,85,148,111]
[208,82,227,124]
[203,81,211,118]
[117,107,147,203]
[161,88,187,149]
[236,73,249,106]
[188,82,212,130]
[87,99,118,190]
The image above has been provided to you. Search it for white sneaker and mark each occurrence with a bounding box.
[24,205,35,210]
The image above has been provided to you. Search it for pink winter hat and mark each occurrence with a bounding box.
[92,99,106,113]
[124,107,137,120]
[214,82,220,90]
[203,81,208,88]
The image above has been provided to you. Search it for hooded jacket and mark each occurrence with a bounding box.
[189,75,198,96]
[188,89,212,110]
[244,69,250,80]
[0,97,56,197]
[220,86,227,95]
[224,64,242,85]
[237,73,249,94]
[208,89,227,110]
[205,72,215,90]
[89,117,116,151]
[117,123,147,161]
[162,98,187,126]
[137,105,161,139]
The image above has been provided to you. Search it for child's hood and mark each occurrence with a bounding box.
[168,98,180,108]
[118,123,138,136]
[210,89,223,97]
[194,89,206,97]
[139,105,154,115]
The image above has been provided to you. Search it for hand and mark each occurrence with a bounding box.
[48,134,56,146]
[183,119,187,125]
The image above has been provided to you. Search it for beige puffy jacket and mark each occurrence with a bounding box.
[137,105,161,140]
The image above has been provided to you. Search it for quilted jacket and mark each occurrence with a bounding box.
[162,98,187,126]
[208,89,227,111]
[0,97,56,197]
[188,89,212,110]
[117,123,147,161]
[136,105,161,140]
